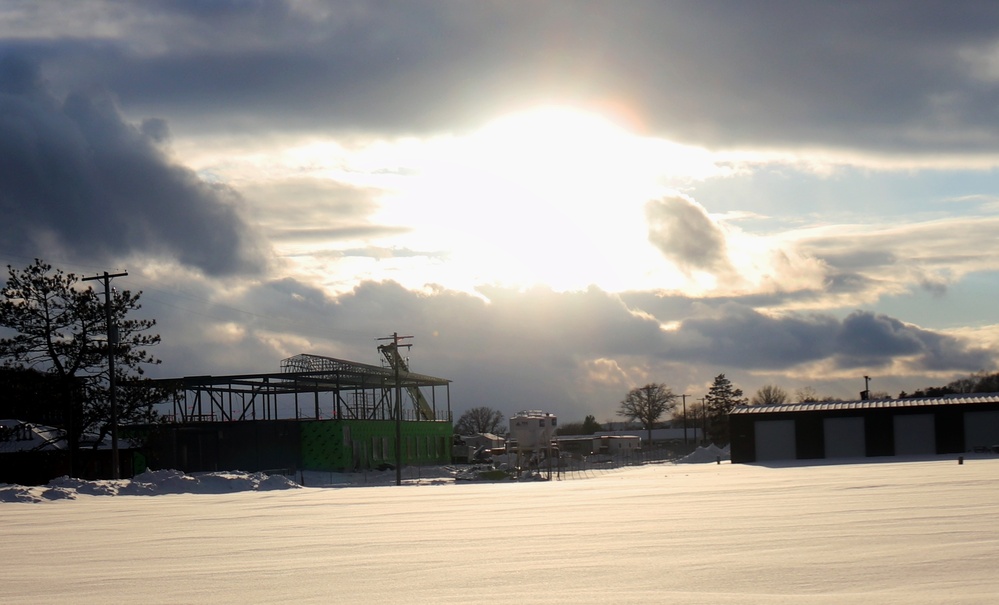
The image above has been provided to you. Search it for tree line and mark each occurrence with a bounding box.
[454,368,999,449]
[453,374,751,446]
[898,371,999,399]
[608,370,999,445]
[615,374,748,445]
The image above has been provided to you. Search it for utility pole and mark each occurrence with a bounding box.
[82,270,128,479]
[378,332,412,486]
[681,394,688,445]
[698,397,706,445]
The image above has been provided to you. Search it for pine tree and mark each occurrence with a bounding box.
[704,373,747,445]
[0,260,166,456]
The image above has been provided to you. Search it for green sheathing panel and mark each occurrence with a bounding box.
[301,420,452,471]
[301,421,352,470]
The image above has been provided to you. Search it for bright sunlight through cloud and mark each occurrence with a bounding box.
[363,106,737,292]
[185,106,797,295]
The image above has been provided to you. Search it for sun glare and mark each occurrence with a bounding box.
[216,105,742,295]
[368,105,728,292]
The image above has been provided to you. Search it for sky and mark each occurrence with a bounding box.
[3,457,999,603]
[2,1,999,424]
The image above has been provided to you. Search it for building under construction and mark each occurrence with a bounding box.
[138,350,453,474]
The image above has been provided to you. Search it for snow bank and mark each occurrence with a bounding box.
[0,469,299,503]
[0,460,627,502]
[676,443,730,463]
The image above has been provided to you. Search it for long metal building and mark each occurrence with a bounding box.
[729,394,999,464]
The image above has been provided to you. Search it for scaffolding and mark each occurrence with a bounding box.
[152,353,451,424]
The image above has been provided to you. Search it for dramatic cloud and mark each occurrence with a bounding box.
[786,214,999,306]
[8,2,999,158]
[646,196,733,277]
[835,311,994,373]
[661,304,993,376]
[238,179,387,244]
[0,53,268,275]
[140,277,997,421]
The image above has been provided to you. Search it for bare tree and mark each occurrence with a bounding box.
[793,386,839,403]
[794,386,819,403]
[751,384,789,406]
[454,406,505,435]
[670,400,707,441]
[617,383,678,443]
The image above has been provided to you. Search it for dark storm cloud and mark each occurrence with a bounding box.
[0,53,268,275]
[663,303,838,369]
[164,276,993,392]
[660,304,993,373]
[833,311,993,372]
[835,312,927,362]
[12,1,999,152]
[148,279,671,415]
[141,275,996,418]
[646,196,732,275]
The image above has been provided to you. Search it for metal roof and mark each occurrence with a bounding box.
[730,393,999,415]
[148,353,450,393]
[281,353,450,386]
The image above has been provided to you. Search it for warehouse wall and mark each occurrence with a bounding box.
[729,401,999,464]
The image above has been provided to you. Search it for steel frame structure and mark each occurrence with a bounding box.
[151,354,451,423]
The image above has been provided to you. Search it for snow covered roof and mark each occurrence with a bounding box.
[595,428,700,440]
[458,433,504,446]
[0,420,132,453]
[474,432,503,441]
[731,393,999,415]
[0,419,67,453]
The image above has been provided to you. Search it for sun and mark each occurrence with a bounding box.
[473,106,663,200]
[272,105,729,294]
[377,105,703,291]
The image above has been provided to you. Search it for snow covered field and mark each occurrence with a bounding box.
[3,456,998,604]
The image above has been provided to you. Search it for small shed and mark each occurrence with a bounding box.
[602,434,641,453]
